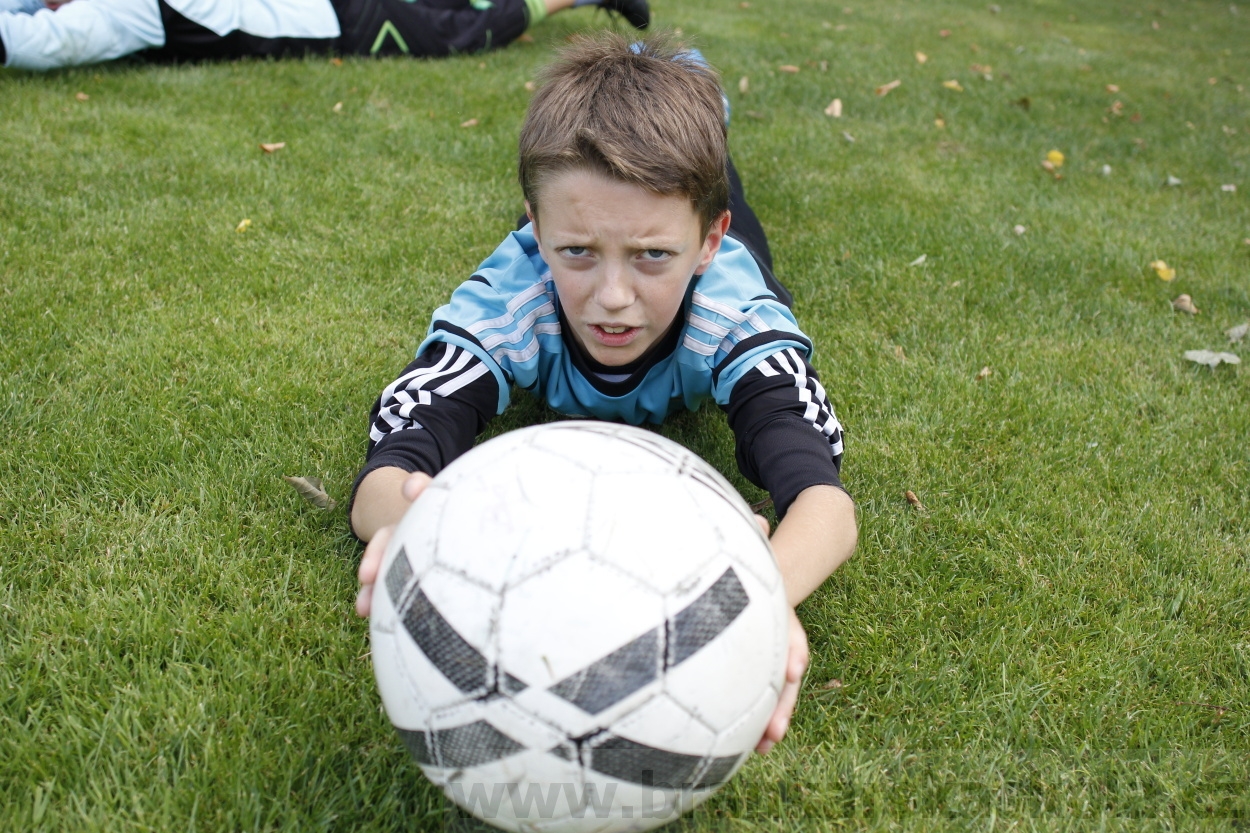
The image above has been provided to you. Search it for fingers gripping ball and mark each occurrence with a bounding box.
[369,422,789,832]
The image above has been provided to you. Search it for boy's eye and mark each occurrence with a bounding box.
[563,246,588,257]
[641,249,670,260]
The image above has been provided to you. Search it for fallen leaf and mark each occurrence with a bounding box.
[876,79,902,96]
[1107,100,1124,117]
[934,115,946,128]
[517,32,534,43]
[915,51,928,64]
[235,218,252,233]
[1221,184,1237,192]
[842,131,856,142]
[330,57,343,66]
[1184,349,1241,368]
[284,475,337,510]
[905,490,926,511]
[1150,259,1176,281]
[460,118,479,127]
[822,678,844,689]
[1106,83,1120,92]
[1040,159,1062,179]
[1171,294,1199,314]
[1101,164,1112,175]
[1013,224,1026,235]
[1208,77,1219,85]
[779,65,800,74]
[988,3,1001,13]
[939,28,951,37]
[1225,322,1248,343]
[524,80,536,92]
[738,76,749,94]
[260,142,286,153]
[1046,149,1065,168]
[942,79,964,92]
[908,254,927,266]
[976,366,991,381]
[739,1,749,7]
[894,345,906,360]
[332,101,343,112]
[1223,125,1237,136]
[1166,174,1182,187]
[825,98,843,117]
[970,63,992,74]
[75,91,89,102]
[1013,96,1031,110]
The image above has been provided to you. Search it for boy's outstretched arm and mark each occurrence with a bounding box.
[351,467,426,543]
[769,484,858,607]
[754,484,857,753]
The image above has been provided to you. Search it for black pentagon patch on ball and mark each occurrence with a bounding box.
[667,567,749,667]
[585,735,741,790]
[396,722,525,770]
[549,627,662,715]
[400,587,491,695]
[385,545,415,607]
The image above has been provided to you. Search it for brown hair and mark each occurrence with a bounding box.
[518,33,729,232]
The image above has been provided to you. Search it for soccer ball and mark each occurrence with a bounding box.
[369,421,788,832]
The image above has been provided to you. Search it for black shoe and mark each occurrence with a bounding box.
[601,0,649,30]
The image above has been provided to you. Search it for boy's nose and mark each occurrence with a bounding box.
[595,263,635,311]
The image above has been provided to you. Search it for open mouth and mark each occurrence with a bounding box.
[589,324,640,347]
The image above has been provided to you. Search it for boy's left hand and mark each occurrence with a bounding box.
[749,512,810,754]
[756,607,809,754]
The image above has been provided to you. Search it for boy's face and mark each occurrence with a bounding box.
[527,168,729,367]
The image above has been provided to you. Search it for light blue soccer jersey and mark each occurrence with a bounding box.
[418,225,813,424]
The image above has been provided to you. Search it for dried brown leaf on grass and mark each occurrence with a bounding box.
[75,92,89,101]
[876,79,902,96]
[905,490,926,511]
[1171,294,1199,314]
[779,65,800,74]
[235,218,252,233]
[260,142,286,153]
[975,366,991,381]
[825,98,843,117]
[460,118,479,128]
[1226,323,1249,343]
[284,476,337,510]
[1184,350,1241,368]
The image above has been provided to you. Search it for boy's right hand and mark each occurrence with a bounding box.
[355,471,431,618]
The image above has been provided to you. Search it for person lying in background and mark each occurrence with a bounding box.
[0,0,648,71]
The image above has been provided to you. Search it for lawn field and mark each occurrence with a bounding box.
[1,0,1248,830]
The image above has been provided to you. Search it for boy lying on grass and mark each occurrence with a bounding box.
[0,0,647,70]
[350,33,857,754]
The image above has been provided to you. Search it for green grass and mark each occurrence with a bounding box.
[2,0,1248,830]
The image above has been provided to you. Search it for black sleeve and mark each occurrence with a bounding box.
[721,346,846,519]
[350,341,499,512]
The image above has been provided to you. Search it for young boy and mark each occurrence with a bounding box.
[0,0,646,71]
[351,33,857,754]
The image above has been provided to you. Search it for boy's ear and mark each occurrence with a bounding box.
[695,210,732,275]
[524,201,537,231]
